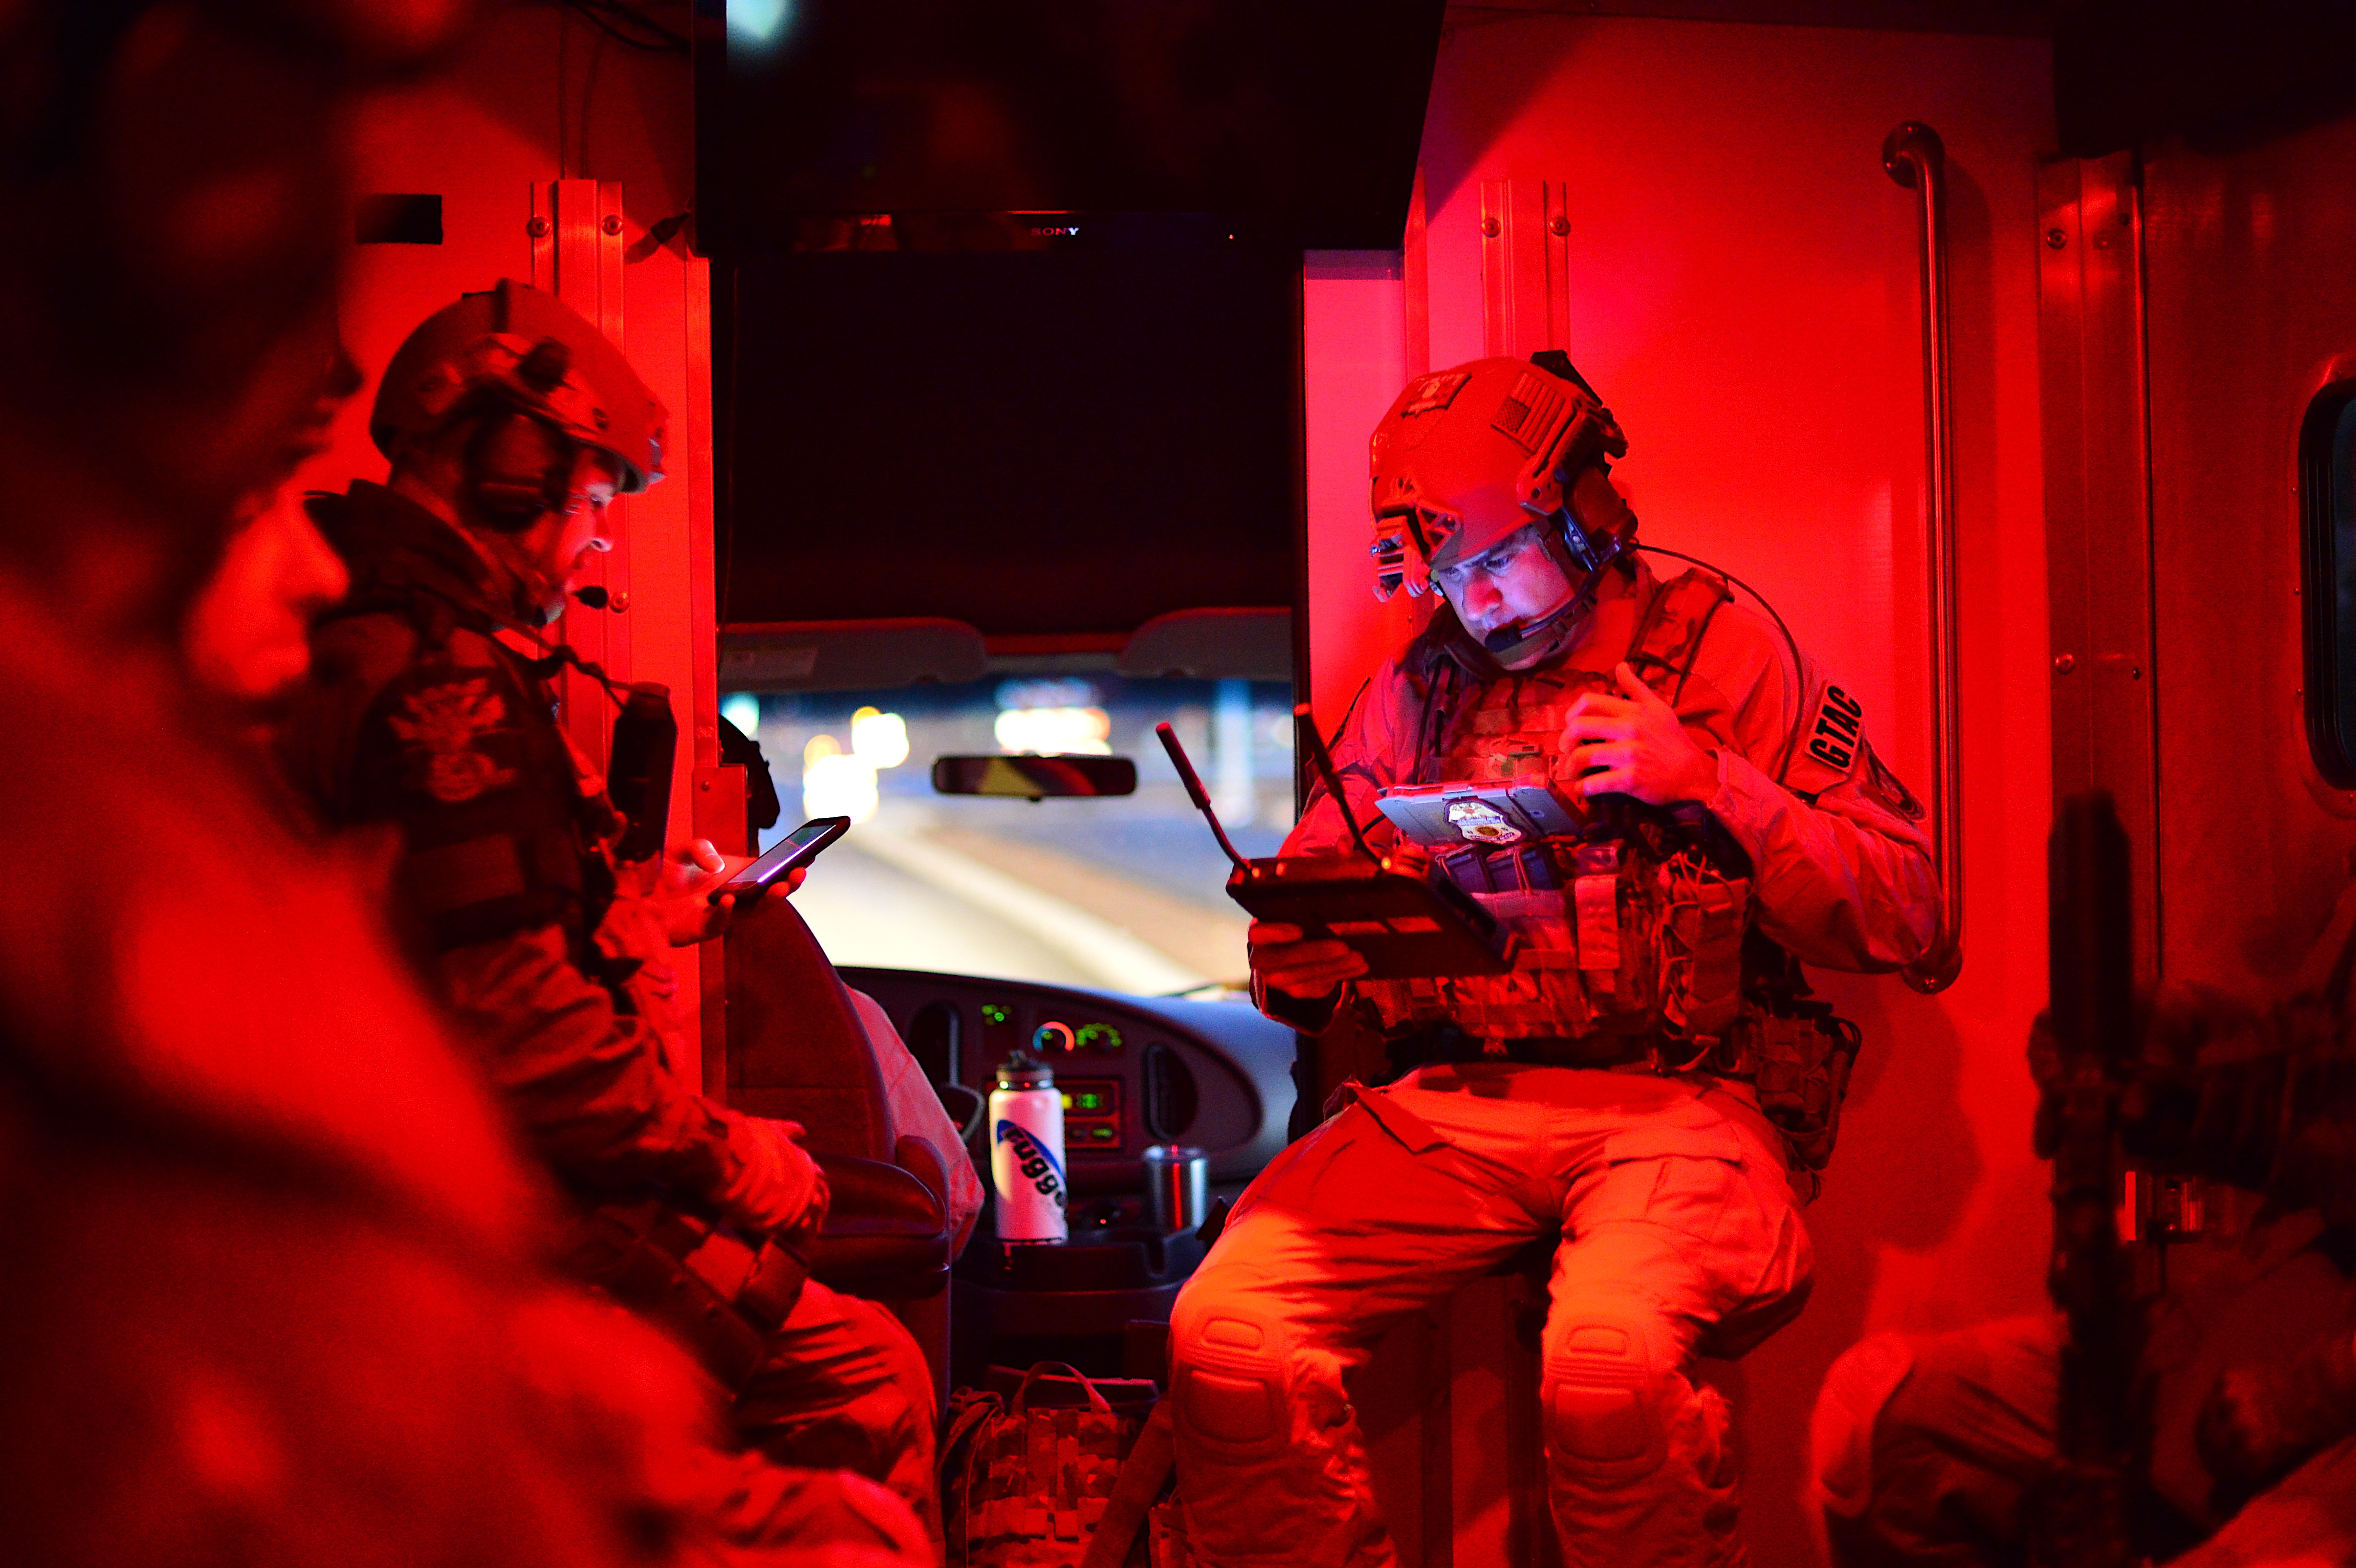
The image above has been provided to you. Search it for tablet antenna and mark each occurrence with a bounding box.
[1292,703,1381,863]
[1155,723,1250,872]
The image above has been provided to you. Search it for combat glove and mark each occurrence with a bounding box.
[714,1111,829,1240]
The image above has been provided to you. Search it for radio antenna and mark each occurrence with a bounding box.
[1292,703,1381,863]
[1155,723,1250,872]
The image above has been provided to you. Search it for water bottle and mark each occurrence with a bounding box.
[990,1049,1068,1243]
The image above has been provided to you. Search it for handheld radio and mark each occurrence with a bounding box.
[607,682,676,864]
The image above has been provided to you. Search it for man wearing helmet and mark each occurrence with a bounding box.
[276,281,937,1535]
[1167,351,1944,1568]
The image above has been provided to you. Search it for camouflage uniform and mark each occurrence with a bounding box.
[1169,555,1941,1568]
[277,480,938,1531]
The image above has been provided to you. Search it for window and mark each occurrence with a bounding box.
[723,675,1296,994]
[2301,380,2356,787]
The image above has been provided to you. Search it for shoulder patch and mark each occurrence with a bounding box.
[1803,683,1865,773]
[386,675,520,804]
[1398,370,1471,418]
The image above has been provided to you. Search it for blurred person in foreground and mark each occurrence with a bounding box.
[0,3,924,1564]
[183,340,359,730]
[1812,953,2356,1568]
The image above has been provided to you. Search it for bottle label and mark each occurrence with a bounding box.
[995,1119,1067,1207]
[992,1109,1069,1243]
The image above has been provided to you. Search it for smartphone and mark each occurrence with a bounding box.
[709,816,851,904]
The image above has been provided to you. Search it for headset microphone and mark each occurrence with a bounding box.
[571,585,626,611]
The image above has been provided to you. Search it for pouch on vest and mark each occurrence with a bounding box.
[1354,569,1749,1053]
[1730,936,1863,1171]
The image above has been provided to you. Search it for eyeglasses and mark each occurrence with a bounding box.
[1430,531,1539,594]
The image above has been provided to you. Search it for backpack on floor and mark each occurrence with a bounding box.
[940,1362,1164,1568]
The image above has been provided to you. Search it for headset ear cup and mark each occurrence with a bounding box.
[472,479,550,528]
[465,410,571,532]
[1565,466,1638,561]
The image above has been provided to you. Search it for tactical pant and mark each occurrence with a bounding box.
[712,1453,938,1567]
[1811,1318,2356,1568]
[735,1280,941,1547]
[1168,1062,1811,1568]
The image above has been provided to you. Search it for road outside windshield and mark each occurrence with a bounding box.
[722,677,1296,994]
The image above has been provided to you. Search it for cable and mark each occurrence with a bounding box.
[1635,543,1811,783]
[520,628,631,711]
[568,0,688,53]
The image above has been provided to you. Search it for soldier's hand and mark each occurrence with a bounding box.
[660,838,777,946]
[718,1113,830,1240]
[1250,920,1367,1000]
[1558,662,1719,805]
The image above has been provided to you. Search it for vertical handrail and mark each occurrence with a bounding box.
[1885,122,1965,994]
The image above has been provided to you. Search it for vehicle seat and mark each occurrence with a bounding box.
[724,893,952,1404]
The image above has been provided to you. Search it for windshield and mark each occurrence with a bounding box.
[723,675,1297,994]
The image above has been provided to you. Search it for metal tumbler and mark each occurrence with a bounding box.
[1140,1144,1210,1234]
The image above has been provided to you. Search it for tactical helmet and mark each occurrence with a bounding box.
[1366,351,1635,602]
[371,279,666,494]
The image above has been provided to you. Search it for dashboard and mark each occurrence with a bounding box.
[840,968,1298,1194]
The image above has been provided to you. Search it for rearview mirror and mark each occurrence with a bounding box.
[931,754,1138,799]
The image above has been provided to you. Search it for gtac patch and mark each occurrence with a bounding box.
[388,676,520,804]
[1805,684,1865,772]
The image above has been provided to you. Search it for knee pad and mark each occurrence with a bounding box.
[1169,1296,1289,1460]
[1543,1303,1680,1481]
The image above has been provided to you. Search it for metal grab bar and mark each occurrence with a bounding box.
[1884,122,1964,994]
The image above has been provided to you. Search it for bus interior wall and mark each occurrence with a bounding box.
[2137,115,2356,998]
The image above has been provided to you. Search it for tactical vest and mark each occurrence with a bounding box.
[1355,570,1751,1057]
[327,583,620,968]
